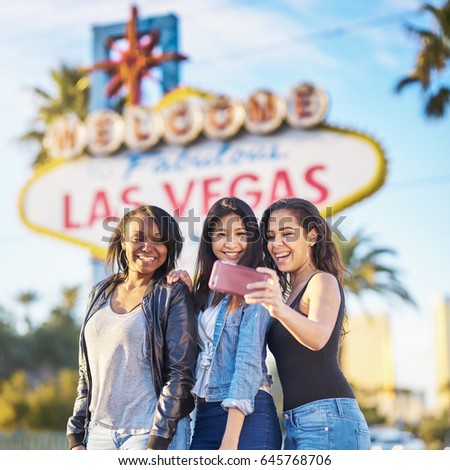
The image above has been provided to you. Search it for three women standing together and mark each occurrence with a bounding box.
[67,197,370,450]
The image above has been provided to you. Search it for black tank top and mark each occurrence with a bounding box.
[268,274,355,411]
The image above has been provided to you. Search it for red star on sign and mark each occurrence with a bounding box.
[87,5,187,105]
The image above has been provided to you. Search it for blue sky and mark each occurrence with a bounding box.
[0,0,449,409]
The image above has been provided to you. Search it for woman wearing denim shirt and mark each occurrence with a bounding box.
[173,197,282,450]
[245,198,371,450]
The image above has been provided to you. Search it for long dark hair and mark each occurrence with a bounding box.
[260,198,345,294]
[106,205,183,286]
[193,197,263,311]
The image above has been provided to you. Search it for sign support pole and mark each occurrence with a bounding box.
[89,13,181,282]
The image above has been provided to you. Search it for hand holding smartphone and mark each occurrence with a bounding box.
[208,260,269,297]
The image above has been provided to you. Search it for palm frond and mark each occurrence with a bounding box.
[30,87,52,101]
[18,130,44,143]
[370,282,417,306]
[425,86,450,118]
[34,149,52,168]
[19,62,90,166]
[337,229,416,308]
[360,247,397,260]
[423,2,450,38]
[395,1,450,118]
[395,75,421,93]
[405,25,437,41]
[61,286,80,310]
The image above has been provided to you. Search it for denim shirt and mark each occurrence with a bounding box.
[203,295,272,416]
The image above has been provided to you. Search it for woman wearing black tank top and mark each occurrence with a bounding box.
[245,198,371,450]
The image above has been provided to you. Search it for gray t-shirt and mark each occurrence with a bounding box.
[85,297,157,434]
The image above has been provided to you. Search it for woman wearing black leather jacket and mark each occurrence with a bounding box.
[66,205,197,450]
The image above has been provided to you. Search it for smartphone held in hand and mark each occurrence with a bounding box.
[208,260,269,297]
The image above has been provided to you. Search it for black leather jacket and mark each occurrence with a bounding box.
[66,276,197,450]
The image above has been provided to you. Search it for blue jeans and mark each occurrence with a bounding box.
[283,398,371,450]
[86,417,191,450]
[190,390,282,450]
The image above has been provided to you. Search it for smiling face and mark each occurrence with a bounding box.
[210,213,248,264]
[121,214,168,281]
[266,208,315,274]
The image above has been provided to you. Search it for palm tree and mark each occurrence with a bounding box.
[334,230,416,420]
[60,286,80,311]
[15,290,40,332]
[31,285,81,374]
[334,230,416,307]
[19,63,90,167]
[395,1,450,118]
